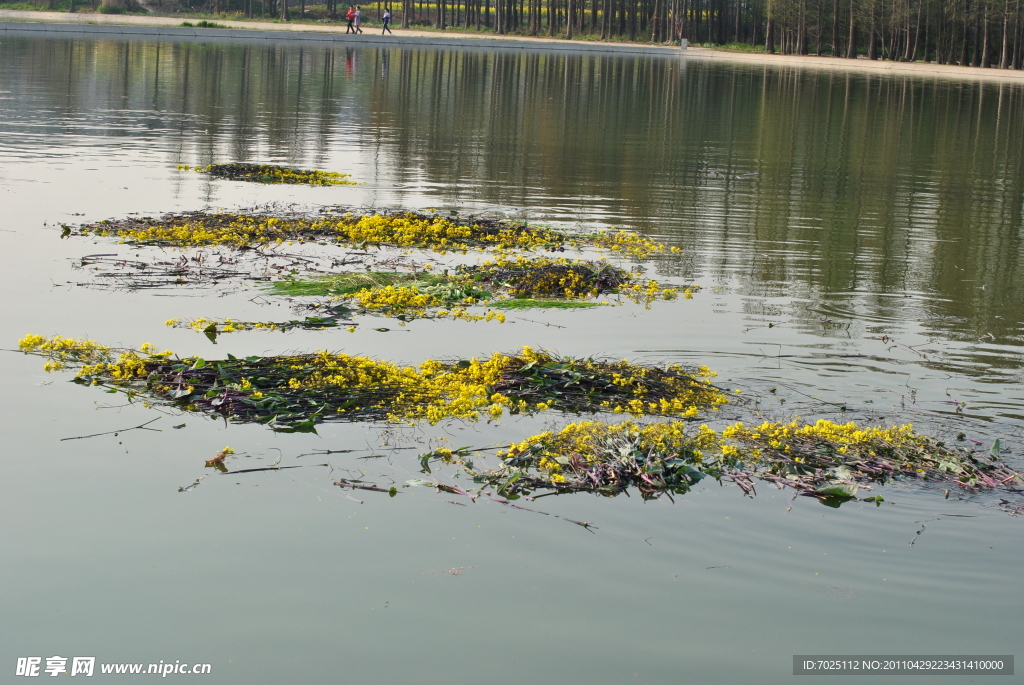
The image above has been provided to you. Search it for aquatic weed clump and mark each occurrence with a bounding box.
[178,163,358,186]
[71,211,568,252]
[458,256,630,298]
[166,273,504,336]
[165,316,353,340]
[19,337,730,431]
[69,210,675,257]
[463,418,1024,508]
[717,420,1023,496]
[455,256,682,307]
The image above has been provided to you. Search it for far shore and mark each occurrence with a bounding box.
[3,8,1024,83]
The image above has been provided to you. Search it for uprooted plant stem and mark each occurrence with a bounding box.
[421,419,1024,513]
[19,336,730,431]
[70,249,372,291]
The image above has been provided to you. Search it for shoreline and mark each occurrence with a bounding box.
[3,8,1024,82]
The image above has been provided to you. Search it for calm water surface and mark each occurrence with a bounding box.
[1,34,1022,684]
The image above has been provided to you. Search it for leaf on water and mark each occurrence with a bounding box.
[990,439,1002,459]
[815,482,859,498]
[678,464,706,483]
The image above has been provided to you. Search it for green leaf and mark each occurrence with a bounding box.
[191,358,207,369]
[497,472,522,494]
[990,439,1002,460]
[815,482,859,498]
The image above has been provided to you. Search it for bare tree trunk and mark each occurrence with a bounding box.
[908,4,921,58]
[981,6,991,64]
[924,0,931,60]
[847,0,858,55]
[999,3,1010,65]
[869,4,879,57]
[1012,0,1022,67]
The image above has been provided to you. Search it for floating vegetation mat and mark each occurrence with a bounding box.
[178,163,358,186]
[456,256,690,307]
[66,209,672,257]
[422,419,1024,513]
[19,336,729,431]
[165,316,358,342]
[164,259,687,337]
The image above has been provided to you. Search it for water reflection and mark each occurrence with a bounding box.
[1,35,1022,360]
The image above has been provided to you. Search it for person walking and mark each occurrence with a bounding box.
[345,5,356,33]
[354,6,364,33]
[381,7,393,34]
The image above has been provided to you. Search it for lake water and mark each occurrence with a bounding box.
[1,34,1022,684]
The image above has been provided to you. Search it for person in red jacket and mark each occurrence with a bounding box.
[345,6,356,33]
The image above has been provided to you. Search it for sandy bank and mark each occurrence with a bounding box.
[690,46,1024,83]
[3,9,1024,82]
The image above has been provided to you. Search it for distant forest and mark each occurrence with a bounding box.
[216,0,1024,67]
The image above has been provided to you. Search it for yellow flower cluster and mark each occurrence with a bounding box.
[19,335,174,380]
[501,420,721,467]
[18,334,113,371]
[340,285,505,324]
[351,285,443,311]
[618,279,681,308]
[495,417,937,485]
[21,336,726,427]
[79,213,564,253]
[584,230,681,259]
[277,349,518,423]
[720,419,918,458]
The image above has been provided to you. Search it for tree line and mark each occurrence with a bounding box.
[221,0,1024,68]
